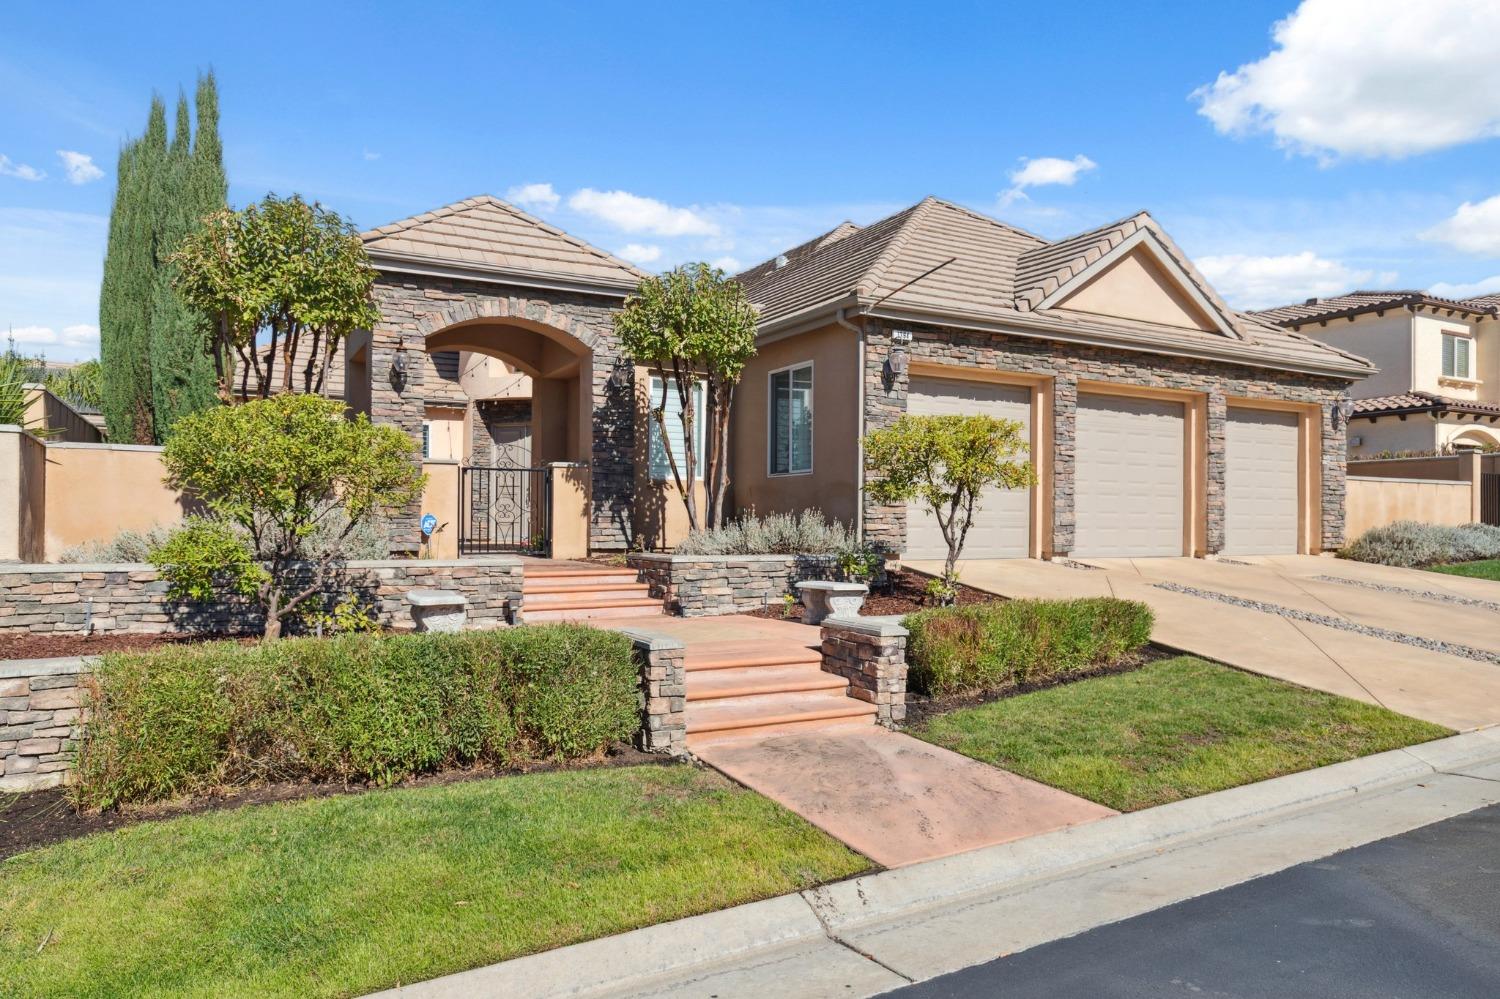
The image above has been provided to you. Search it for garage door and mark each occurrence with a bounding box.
[1074,393,1184,557]
[1225,407,1299,554]
[905,375,1031,559]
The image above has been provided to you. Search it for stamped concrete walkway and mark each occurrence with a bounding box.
[910,554,1500,731]
[615,613,1116,867]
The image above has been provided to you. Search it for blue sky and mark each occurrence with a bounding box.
[3,0,1500,360]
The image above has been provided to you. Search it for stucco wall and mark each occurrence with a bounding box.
[1304,311,1413,400]
[1345,476,1472,537]
[731,322,860,528]
[419,460,460,559]
[1055,249,1216,332]
[43,443,193,561]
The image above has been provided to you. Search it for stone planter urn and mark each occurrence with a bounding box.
[794,580,869,624]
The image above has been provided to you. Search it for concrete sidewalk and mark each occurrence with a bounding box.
[374,727,1500,999]
[911,555,1500,731]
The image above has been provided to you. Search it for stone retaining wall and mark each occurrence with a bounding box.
[0,657,88,791]
[820,616,908,727]
[0,558,523,636]
[628,553,871,617]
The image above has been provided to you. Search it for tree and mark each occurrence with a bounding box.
[149,74,227,436]
[863,414,1036,598]
[100,97,167,443]
[152,393,425,639]
[100,75,227,443]
[615,263,757,531]
[172,194,379,403]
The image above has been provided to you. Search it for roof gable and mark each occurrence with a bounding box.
[1016,213,1245,339]
[362,195,646,291]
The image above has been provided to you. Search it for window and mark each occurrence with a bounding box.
[421,422,431,458]
[1442,333,1473,379]
[648,376,705,481]
[769,363,813,475]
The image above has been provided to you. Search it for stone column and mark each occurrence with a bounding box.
[862,325,910,555]
[368,299,429,555]
[1205,389,1228,554]
[1322,400,1349,551]
[1050,372,1078,555]
[820,615,908,727]
[620,628,687,756]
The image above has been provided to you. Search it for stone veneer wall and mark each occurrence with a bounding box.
[820,616,908,727]
[0,558,523,636]
[628,553,852,617]
[470,399,534,467]
[1,657,87,791]
[619,628,687,756]
[861,320,1351,555]
[369,276,635,551]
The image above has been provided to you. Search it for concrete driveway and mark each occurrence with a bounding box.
[907,554,1500,732]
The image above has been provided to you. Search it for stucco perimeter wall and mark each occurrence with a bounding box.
[1345,477,1472,538]
[0,558,522,636]
[628,553,843,617]
[42,442,192,560]
[732,323,861,528]
[860,321,1351,556]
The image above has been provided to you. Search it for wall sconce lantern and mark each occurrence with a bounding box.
[885,328,913,386]
[392,344,409,379]
[1332,398,1355,430]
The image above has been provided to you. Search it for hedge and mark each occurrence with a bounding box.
[1340,520,1500,569]
[904,598,1154,697]
[73,625,639,809]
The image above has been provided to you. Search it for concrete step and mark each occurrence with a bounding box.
[686,689,877,737]
[686,712,877,748]
[525,567,640,584]
[684,641,824,673]
[524,602,666,623]
[524,582,653,601]
[687,663,846,702]
[524,593,660,611]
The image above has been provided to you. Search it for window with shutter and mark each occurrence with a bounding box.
[769,363,814,475]
[1442,333,1473,379]
[648,376,705,481]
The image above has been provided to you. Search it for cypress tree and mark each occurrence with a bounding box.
[148,76,224,437]
[100,97,166,444]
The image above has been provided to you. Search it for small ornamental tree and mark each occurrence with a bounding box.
[863,414,1036,599]
[152,393,424,639]
[172,193,379,403]
[615,263,757,531]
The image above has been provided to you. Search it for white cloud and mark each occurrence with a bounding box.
[999,155,1096,207]
[362,149,381,162]
[709,256,743,273]
[62,323,98,347]
[1421,195,1500,255]
[56,150,103,184]
[568,188,719,237]
[0,154,45,181]
[1194,0,1500,161]
[505,182,560,212]
[1194,251,1390,310]
[1430,275,1500,300]
[616,243,662,265]
[4,324,98,349]
[8,324,57,345]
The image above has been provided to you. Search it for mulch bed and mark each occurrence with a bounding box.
[0,631,256,661]
[0,743,667,861]
[743,567,1003,621]
[900,644,1176,727]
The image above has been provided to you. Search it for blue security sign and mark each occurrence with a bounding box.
[420,514,438,537]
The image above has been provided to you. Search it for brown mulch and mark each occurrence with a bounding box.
[0,743,667,861]
[744,567,1004,621]
[901,644,1176,727]
[0,631,257,661]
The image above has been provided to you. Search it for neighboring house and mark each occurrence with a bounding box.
[345,194,1373,560]
[1254,291,1500,458]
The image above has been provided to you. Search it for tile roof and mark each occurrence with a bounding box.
[735,197,1370,378]
[1253,290,1498,326]
[1352,392,1500,417]
[362,195,646,291]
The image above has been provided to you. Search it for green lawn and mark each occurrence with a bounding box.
[912,656,1451,812]
[1428,559,1500,581]
[0,766,867,998]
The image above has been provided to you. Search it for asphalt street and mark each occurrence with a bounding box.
[886,802,1500,998]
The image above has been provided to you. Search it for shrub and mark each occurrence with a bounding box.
[73,624,638,809]
[676,509,867,559]
[58,515,389,565]
[58,522,180,563]
[1340,521,1500,569]
[905,598,1154,697]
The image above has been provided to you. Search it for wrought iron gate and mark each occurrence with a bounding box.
[459,466,551,555]
[1483,472,1499,527]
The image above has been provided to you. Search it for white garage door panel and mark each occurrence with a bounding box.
[1225,408,1300,555]
[905,376,1031,560]
[1074,394,1184,558]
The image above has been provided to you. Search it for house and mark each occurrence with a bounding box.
[346,194,1374,560]
[1253,291,1500,457]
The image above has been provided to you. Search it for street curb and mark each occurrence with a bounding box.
[373,727,1500,998]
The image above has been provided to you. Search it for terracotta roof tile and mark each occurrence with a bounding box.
[1253,290,1498,326]
[1353,392,1500,417]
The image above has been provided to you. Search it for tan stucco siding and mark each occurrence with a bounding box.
[731,323,860,528]
[1346,476,1472,537]
[631,365,709,550]
[42,444,193,560]
[1346,413,1441,458]
[1300,312,1410,400]
[1055,249,1217,332]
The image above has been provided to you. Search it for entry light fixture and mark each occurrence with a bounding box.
[1332,398,1354,430]
[392,344,410,379]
